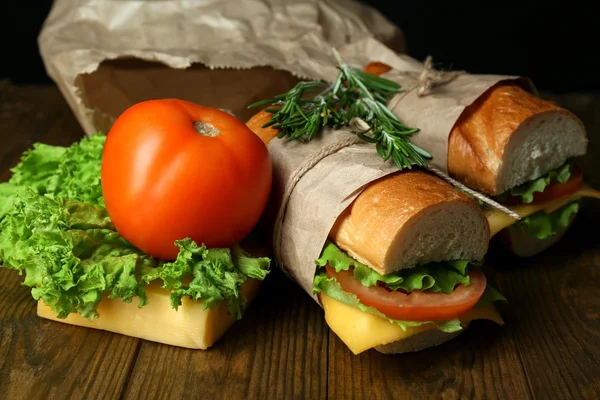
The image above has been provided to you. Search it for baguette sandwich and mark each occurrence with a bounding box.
[247,113,506,355]
[364,62,600,257]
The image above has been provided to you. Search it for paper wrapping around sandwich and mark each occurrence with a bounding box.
[266,129,411,302]
[38,0,408,135]
[378,54,538,172]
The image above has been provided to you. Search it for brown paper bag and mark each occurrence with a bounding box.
[38,0,407,134]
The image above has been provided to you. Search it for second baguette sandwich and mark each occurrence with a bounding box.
[364,63,600,257]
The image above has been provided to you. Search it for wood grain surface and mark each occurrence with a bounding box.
[0,80,599,400]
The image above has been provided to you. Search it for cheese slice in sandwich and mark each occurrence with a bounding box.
[311,170,507,355]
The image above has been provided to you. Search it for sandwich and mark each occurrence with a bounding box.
[364,62,600,257]
[247,113,506,355]
[0,109,272,350]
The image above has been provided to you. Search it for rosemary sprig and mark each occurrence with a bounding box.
[247,49,432,170]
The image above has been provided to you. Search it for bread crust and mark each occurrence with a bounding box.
[328,170,489,275]
[448,83,584,195]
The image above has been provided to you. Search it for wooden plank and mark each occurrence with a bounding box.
[486,200,600,400]
[0,82,140,400]
[122,269,329,400]
[327,266,533,399]
[0,82,88,177]
[0,270,141,400]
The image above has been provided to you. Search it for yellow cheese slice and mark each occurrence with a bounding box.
[37,279,261,349]
[320,293,503,355]
[486,186,600,237]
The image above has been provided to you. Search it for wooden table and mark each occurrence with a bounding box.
[1,80,599,400]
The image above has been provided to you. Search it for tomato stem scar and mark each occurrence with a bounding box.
[193,121,220,137]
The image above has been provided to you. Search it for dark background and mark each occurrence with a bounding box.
[1,1,598,92]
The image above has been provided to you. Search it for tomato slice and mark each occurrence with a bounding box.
[325,265,486,321]
[502,169,583,206]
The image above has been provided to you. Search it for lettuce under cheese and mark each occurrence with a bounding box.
[0,135,270,321]
[518,201,579,239]
[313,242,506,333]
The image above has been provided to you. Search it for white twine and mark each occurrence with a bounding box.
[272,135,363,268]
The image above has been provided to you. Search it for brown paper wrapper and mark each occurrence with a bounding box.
[266,129,405,300]
[379,54,538,172]
[38,0,407,134]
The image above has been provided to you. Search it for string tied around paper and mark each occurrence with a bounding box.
[387,56,467,112]
[415,55,466,96]
[272,134,363,269]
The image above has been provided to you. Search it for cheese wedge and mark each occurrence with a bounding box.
[37,279,262,349]
[486,186,600,237]
[321,293,503,355]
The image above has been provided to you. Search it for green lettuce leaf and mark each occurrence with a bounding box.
[475,283,507,306]
[1,134,106,218]
[0,183,21,220]
[499,163,572,204]
[143,238,270,319]
[8,143,67,192]
[0,191,154,320]
[0,191,270,320]
[518,201,580,240]
[315,241,479,294]
[313,272,505,334]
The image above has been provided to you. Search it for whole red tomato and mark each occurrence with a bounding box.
[101,99,272,260]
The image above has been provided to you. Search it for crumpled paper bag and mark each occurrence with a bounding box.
[38,0,407,135]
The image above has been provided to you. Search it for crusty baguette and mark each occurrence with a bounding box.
[374,325,466,354]
[448,83,587,195]
[329,171,490,275]
[246,109,281,144]
[361,62,588,196]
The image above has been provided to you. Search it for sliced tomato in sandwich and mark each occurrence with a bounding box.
[503,168,584,206]
[325,265,486,322]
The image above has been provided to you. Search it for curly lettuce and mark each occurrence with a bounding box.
[316,241,480,294]
[518,201,579,240]
[498,163,572,204]
[0,135,270,321]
